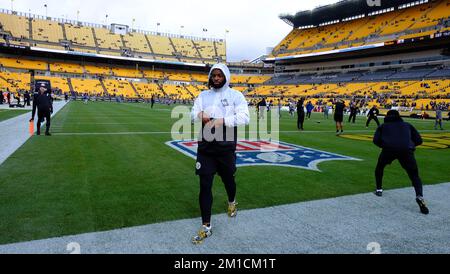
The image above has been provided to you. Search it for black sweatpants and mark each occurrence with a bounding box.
[366,116,380,127]
[375,149,423,197]
[297,112,305,130]
[349,113,357,123]
[196,151,237,224]
[37,109,51,134]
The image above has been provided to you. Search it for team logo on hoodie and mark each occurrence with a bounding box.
[166,140,360,171]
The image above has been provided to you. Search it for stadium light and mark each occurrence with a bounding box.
[77,10,80,22]
[44,4,47,18]
[224,29,230,40]
[10,0,13,12]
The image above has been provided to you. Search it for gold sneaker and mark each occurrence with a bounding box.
[192,226,212,245]
[416,197,429,215]
[228,202,238,218]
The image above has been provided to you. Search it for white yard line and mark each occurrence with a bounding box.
[0,101,68,166]
[0,183,448,254]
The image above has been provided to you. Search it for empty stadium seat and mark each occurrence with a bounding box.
[0,13,29,39]
[272,1,450,58]
[94,27,123,50]
[64,23,96,47]
[0,57,47,70]
[71,78,105,95]
[0,11,225,63]
[0,71,31,92]
[32,18,64,43]
[123,32,151,53]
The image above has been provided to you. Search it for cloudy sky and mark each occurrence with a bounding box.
[0,0,338,61]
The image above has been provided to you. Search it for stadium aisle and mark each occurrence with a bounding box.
[0,182,448,254]
[0,100,68,165]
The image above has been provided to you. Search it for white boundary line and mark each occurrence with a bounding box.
[52,129,450,136]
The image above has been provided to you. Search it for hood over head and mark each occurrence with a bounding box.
[208,63,231,92]
[384,109,403,123]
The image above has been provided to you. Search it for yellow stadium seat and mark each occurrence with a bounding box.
[50,62,84,74]
[65,23,96,47]
[103,79,136,97]
[133,82,164,98]
[0,71,30,92]
[171,37,200,58]
[84,64,111,75]
[0,13,29,39]
[32,18,64,43]
[112,67,143,78]
[37,76,71,93]
[194,39,216,60]
[123,32,151,53]
[71,78,105,95]
[0,57,47,70]
[147,34,174,56]
[273,1,450,58]
[94,28,123,50]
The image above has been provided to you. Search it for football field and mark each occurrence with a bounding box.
[0,101,448,245]
[0,109,30,122]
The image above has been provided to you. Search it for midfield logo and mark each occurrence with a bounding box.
[167,140,361,171]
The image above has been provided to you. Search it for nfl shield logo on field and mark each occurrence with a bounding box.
[167,140,361,172]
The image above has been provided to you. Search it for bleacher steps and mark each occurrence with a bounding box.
[156,82,168,97]
[91,28,100,53]
[67,78,74,93]
[61,23,68,41]
[168,37,180,61]
[28,18,33,40]
[192,40,203,59]
[213,41,219,60]
[182,85,195,99]
[99,78,109,96]
[144,34,155,55]
[128,81,141,98]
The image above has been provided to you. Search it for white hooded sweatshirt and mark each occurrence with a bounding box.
[191,64,250,128]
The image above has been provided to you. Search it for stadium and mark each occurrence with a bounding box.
[0,0,449,256]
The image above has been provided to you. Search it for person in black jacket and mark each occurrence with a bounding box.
[366,105,380,128]
[6,89,11,105]
[150,95,155,109]
[30,83,53,136]
[373,110,429,214]
[258,98,267,120]
[348,103,359,124]
[15,93,21,107]
[297,98,305,130]
[334,99,345,135]
[24,90,31,106]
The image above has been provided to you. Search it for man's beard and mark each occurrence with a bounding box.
[209,78,226,89]
[212,81,226,89]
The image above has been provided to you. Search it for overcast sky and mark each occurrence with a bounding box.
[0,0,338,61]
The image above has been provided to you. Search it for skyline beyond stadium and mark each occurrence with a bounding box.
[0,0,338,62]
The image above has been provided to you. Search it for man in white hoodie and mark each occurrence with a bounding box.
[191,64,250,244]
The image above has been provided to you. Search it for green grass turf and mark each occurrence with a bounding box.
[0,109,30,122]
[0,101,448,244]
